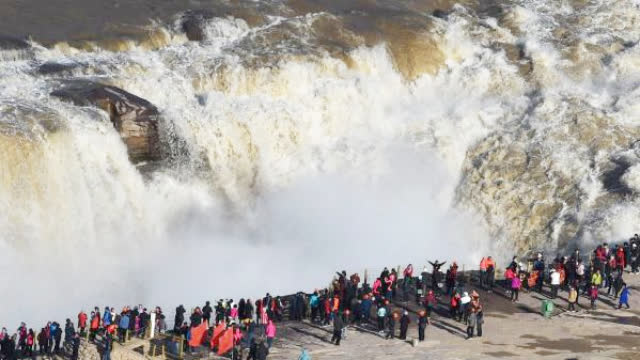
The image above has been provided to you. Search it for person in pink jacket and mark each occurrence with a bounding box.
[265,320,276,349]
[511,273,522,302]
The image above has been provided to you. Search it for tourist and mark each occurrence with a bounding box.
[511,273,522,302]
[265,320,276,349]
[399,310,410,340]
[417,310,428,342]
[37,328,47,355]
[25,329,34,357]
[460,292,471,323]
[424,290,437,317]
[118,311,129,343]
[330,312,343,346]
[385,310,397,340]
[533,253,545,293]
[71,333,80,360]
[550,269,561,299]
[78,311,87,335]
[590,285,599,310]
[486,257,496,292]
[429,260,447,293]
[618,284,630,310]
[64,318,75,346]
[479,257,487,288]
[449,291,460,320]
[376,304,387,331]
[568,286,578,312]
[202,302,212,325]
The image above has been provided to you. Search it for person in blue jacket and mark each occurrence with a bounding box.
[118,311,130,343]
[618,283,631,309]
[103,307,112,326]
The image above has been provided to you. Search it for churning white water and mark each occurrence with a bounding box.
[1,0,640,327]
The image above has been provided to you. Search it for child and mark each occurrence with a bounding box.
[618,283,630,310]
[230,305,239,323]
[590,285,599,310]
[511,273,522,302]
[568,286,578,312]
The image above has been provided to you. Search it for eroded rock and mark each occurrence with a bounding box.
[181,10,215,41]
[52,81,161,163]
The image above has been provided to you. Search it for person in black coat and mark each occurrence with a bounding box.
[330,314,344,346]
[53,324,62,354]
[385,311,397,340]
[417,311,428,341]
[174,305,186,331]
[190,308,203,327]
[399,311,410,340]
[71,334,80,360]
[247,338,269,360]
[202,302,212,324]
[4,335,16,360]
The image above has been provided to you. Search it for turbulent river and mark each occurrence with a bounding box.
[2,0,640,327]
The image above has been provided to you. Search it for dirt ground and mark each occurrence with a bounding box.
[266,274,640,360]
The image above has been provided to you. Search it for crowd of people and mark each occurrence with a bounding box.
[1,236,637,360]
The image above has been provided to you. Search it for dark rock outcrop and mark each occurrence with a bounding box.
[181,10,215,41]
[0,35,30,50]
[38,62,79,75]
[52,81,161,163]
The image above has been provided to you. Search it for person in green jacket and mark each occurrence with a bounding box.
[591,269,603,287]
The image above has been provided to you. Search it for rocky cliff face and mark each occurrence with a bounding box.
[52,82,162,164]
[458,101,640,253]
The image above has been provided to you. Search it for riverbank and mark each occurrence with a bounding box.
[56,272,639,360]
[264,273,640,360]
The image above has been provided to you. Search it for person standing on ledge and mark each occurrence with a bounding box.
[265,320,276,349]
[429,260,447,293]
[399,310,410,340]
[618,283,630,310]
[417,310,429,342]
[330,312,344,346]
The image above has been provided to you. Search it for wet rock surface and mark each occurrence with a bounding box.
[51,81,162,163]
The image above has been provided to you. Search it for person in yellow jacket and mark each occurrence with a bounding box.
[591,269,603,287]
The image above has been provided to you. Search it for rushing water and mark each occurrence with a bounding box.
[2,0,640,328]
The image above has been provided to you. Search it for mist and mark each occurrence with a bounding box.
[0,142,491,330]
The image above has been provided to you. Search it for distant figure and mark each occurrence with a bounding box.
[550,269,561,298]
[399,310,410,340]
[417,310,429,342]
[265,320,276,349]
[590,285,599,310]
[71,333,80,360]
[174,305,186,331]
[511,273,522,302]
[330,313,344,346]
[429,260,447,292]
[618,284,630,310]
[568,286,578,312]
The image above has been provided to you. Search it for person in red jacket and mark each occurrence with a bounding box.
[424,290,437,316]
[78,311,88,335]
[616,246,626,270]
[323,297,331,325]
[450,291,461,319]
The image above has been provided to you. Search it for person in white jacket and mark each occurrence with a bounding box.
[460,292,472,323]
[550,269,561,299]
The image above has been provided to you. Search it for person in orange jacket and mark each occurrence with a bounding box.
[479,257,488,287]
